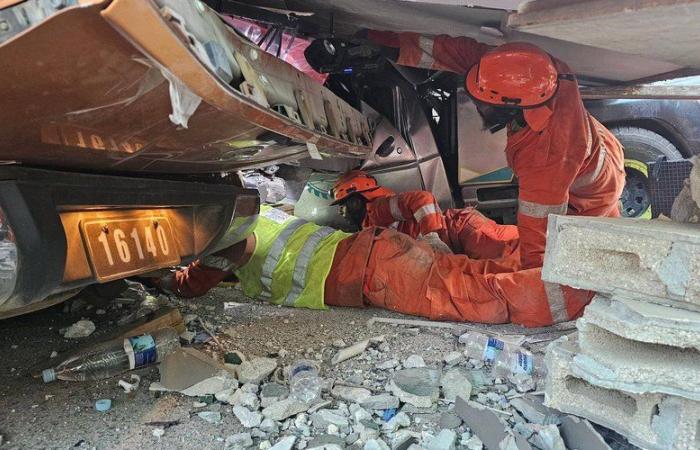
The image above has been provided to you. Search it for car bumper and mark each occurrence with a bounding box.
[0,166,259,318]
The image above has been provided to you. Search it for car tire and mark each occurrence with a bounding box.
[610,126,683,218]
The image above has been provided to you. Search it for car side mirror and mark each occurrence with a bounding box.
[375,136,396,158]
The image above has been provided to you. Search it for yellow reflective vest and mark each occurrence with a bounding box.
[235,206,350,309]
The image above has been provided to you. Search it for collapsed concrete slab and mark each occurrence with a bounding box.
[542,215,700,310]
[574,320,700,400]
[544,336,700,450]
[583,295,700,351]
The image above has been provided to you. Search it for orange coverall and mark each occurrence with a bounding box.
[367,31,625,269]
[169,226,585,327]
[365,190,518,260]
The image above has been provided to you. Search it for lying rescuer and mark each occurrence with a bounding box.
[158,205,594,328]
[331,169,518,260]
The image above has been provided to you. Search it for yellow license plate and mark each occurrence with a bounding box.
[81,216,180,281]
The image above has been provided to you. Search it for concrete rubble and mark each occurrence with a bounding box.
[15,278,651,449]
[542,215,700,310]
[543,213,700,450]
[149,310,618,450]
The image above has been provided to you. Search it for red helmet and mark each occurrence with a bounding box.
[466,42,559,108]
[331,170,393,205]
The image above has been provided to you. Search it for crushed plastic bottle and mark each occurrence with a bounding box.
[288,359,322,404]
[459,331,544,378]
[461,332,519,362]
[491,349,545,379]
[42,328,180,383]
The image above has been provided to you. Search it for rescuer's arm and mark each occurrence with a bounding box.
[366,30,490,73]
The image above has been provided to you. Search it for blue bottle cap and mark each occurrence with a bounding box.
[95,399,112,412]
[42,369,56,383]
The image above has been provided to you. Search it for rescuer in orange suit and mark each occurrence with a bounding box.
[331,169,519,260]
[360,32,625,270]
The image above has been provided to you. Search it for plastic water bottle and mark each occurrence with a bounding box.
[460,332,519,362]
[459,331,541,377]
[288,360,322,404]
[491,349,544,378]
[42,328,180,383]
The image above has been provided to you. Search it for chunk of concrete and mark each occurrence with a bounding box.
[270,436,297,450]
[389,368,441,408]
[575,320,700,400]
[225,432,253,449]
[509,396,561,425]
[440,369,472,403]
[558,416,610,450]
[360,394,400,410]
[331,385,372,403]
[544,336,700,450]
[542,215,700,309]
[331,340,368,365]
[238,357,277,384]
[424,429,456,450]
[454,397,508,450]
[262,398,309,421]
[232,405,262,428]
[582,295,700,351]
[310,410,350,429]
[529,424,565,450]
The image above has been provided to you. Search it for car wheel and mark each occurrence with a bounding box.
[610,126,683,218]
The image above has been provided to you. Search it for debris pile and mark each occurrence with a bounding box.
[542,214,700,449]
[138,311,613,450]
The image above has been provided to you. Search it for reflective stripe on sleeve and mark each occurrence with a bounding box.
[414,203,438,223]
[389,196,404,221]
[518,199,568,218]
[571,144,607,191]
[417,36,435,69]
[260,218,306,293]
[543,282,570,324]
[283,227,335,306]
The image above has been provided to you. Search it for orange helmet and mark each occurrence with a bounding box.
[331,170,393,205]
[466,42,559,108]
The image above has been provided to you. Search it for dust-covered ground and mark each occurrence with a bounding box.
[0,285,463,449]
